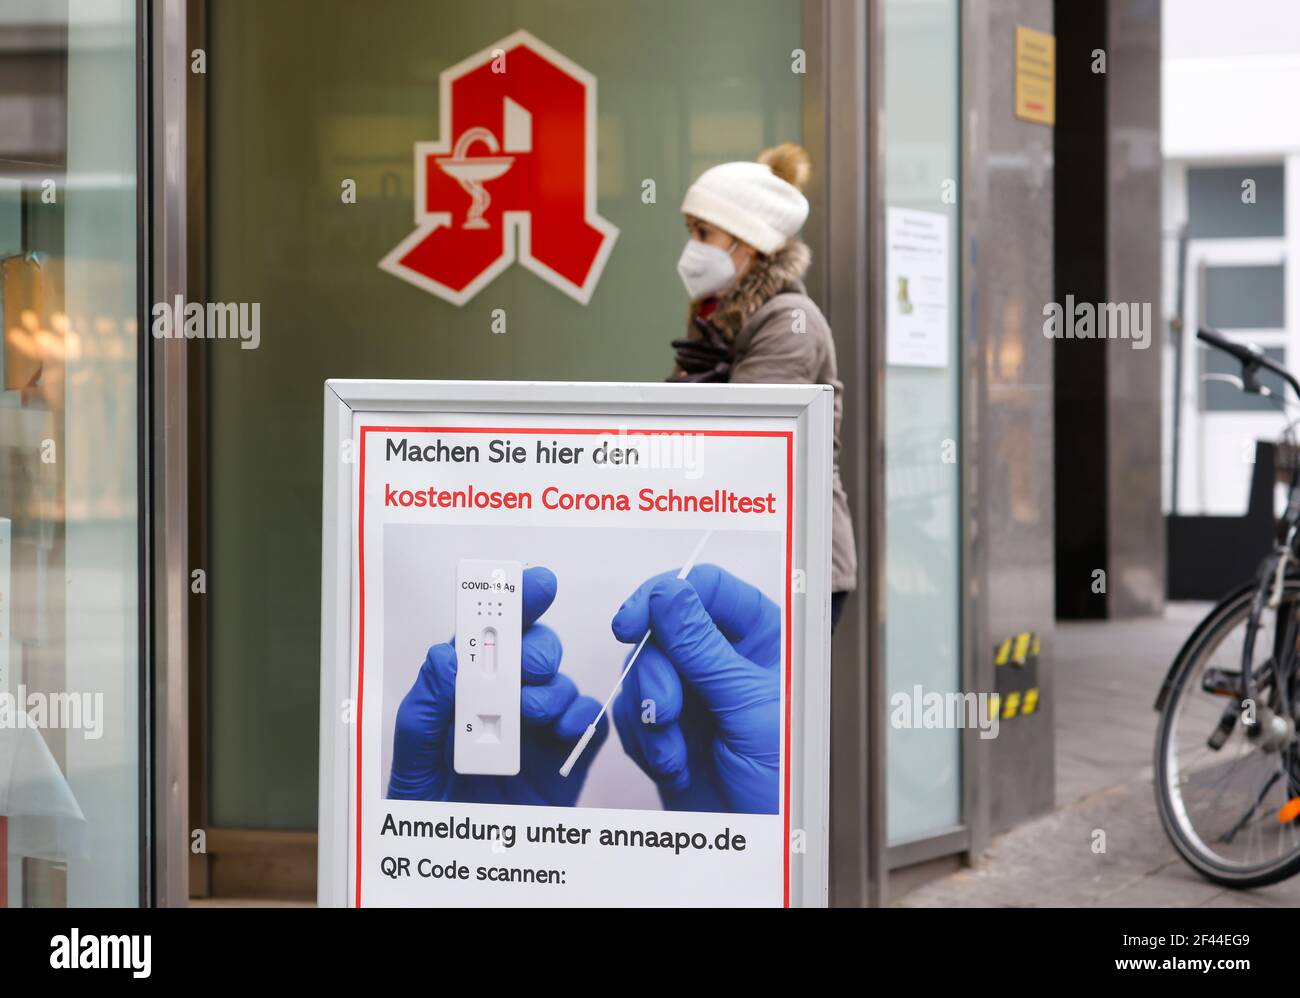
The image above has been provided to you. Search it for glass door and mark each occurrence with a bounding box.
[0,0,141,906]
[880,0,963,845]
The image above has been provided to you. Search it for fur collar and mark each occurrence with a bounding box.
[692,239,812,340]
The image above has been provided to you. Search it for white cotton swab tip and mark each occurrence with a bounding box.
[559,724,597,778]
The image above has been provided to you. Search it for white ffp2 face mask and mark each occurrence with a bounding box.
[676,239,737,299]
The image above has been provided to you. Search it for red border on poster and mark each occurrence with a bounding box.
[354,425,795,907]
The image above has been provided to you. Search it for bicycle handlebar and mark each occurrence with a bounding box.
[1198,327,1300,401]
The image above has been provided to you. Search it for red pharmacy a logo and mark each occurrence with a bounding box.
[380,30,618,306]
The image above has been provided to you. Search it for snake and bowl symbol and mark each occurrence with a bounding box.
[435,127,515,230]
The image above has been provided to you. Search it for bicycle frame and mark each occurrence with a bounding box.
[1196,327,1300,743]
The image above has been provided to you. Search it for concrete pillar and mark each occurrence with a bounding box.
[965,0,1058,843]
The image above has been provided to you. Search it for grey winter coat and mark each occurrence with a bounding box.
[676,239,858,593]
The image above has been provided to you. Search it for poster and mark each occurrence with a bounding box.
[344,407,805,906]
[885,206,951,368]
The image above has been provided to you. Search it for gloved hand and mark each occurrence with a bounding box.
[610,563,780,814]
[388,566,607,805]
[666,314,734,383]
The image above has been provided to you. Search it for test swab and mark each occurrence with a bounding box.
[559,529,713,778]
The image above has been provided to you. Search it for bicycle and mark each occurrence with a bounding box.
[1154,327,1300,887]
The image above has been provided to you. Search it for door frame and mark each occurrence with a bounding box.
[146,0,193,909]
[1174,235,1289,514]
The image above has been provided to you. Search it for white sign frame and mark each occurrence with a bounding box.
[318,380,833,907]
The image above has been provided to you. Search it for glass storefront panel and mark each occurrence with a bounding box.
[0,0,140,906]
[204,0,804,831]
[882,0,962,843]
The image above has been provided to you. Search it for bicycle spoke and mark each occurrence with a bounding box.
[1218,769,1279,844]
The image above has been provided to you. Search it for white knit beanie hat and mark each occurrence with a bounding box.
[680,145,811,255]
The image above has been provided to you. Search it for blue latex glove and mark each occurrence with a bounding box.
[388,566,607,805]
[611,563,781,814]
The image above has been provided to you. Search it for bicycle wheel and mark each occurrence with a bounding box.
[1155,580,1300,887]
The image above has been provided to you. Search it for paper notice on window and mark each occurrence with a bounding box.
[886,207,950,368]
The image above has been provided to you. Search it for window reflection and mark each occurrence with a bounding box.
[0,0,138,907]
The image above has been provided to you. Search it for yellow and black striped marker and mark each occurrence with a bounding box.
[995,631,1040,668]
[992,631,1041,720]
[988,687,1040,720]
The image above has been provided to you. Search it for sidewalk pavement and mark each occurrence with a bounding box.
[893,603,1300,907]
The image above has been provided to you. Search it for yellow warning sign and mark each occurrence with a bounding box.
[1015,25,1055,125]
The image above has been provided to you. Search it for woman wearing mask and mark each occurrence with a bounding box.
[669,143,857,630]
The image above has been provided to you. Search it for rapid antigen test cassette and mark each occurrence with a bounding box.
[453,559,523,775]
